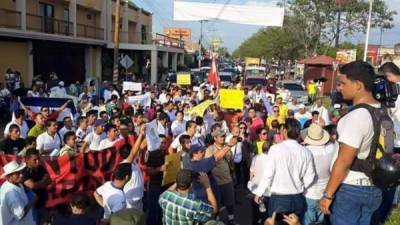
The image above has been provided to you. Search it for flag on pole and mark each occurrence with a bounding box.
[208,56,221,89]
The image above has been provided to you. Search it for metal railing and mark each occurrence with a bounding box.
[77,23,104,40]
[26,13,73,36]
[154,33,185,48]
[0,8,21,29]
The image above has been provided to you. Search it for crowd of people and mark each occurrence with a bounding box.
[0,60,400,225]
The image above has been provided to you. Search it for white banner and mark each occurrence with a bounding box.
[127,93,151,107]
[174,1,284,27]
[146,120,161,152]
[123,82,142,92]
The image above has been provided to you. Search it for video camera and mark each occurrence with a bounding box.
[373,75,400,108]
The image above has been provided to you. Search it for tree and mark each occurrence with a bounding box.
[287,0,396,55]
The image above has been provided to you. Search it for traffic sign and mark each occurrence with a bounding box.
[120,55,134,69]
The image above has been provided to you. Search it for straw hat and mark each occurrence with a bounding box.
[304,124,330,146]
[1,161,25,178]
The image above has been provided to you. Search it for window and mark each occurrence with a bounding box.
[141,25,147,43]
[39,3,54,33]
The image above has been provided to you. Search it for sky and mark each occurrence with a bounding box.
[132,0,400,53]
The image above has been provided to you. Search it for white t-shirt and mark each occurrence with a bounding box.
[98,138,117,151]
[171,120,186,138]
[123,160,144,208]
[36,132,63,153]
[304,143,336,199]
[59,127,75,140]
[96,181,126,219]
[85,132,106,151]
[311,105,331,125]
[335,105,377,184]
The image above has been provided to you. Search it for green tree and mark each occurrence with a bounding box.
[287,0,396,55]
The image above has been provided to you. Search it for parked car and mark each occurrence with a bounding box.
[278,81,308,103]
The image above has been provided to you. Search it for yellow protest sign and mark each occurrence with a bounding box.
[187,100,215,117]
[162,153,181,186]
[256,141,264,155]
[219,89,244,110]
[177,73,191,85]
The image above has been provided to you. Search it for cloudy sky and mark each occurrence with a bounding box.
[133,0,400,52]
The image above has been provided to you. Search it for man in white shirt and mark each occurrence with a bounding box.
[320,61,383,225]
[4,109,29,139]
[94,163,132,219]
[294,104,312,129]
[80,119,106,152]
[59,116,75,140]
[253,118,315,217]
[98,125,119,150]
[303,124,335,225]
[169,120,203,153]
[36,120,63,155]
[311,98,330,125]
[0,161,37,225]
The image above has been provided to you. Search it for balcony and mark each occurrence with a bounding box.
[154,33,185,49]
[77,24,104,40]
[111,31,184,48]
[26,14,73,36]
[0,9,21,29]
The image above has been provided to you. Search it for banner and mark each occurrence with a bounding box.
[187,100,215,117]
[123,82,142,92]
[20,97,77,114]
[0,147,123,208]
[177,73,191,85]
[162,153,181,186]
[174,1,284,27]
[146,120,161,152]
[219,89,244,110]
[127,93,151,107]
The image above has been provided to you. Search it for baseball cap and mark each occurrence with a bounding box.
[94,119,107,127]
[213,129,226,137]
[189,144,204,154]
[298,104,306,109]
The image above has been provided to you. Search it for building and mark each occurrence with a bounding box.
[0,0,184,86]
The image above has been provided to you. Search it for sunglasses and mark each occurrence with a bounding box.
[261,132,268,135]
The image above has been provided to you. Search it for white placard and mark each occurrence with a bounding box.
[123,82,142,92]
[146,120,161,152]
[127,93,151,107]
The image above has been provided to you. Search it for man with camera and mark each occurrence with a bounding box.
[320,61,383,225]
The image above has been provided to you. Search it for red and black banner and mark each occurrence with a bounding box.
[0,147,124,208]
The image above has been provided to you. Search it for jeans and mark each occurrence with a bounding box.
[303,198,324,225]
[268,193,306,218]
[330,184,382,225]
[146,184,162,225]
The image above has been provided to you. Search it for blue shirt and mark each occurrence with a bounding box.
[188,157,219,202]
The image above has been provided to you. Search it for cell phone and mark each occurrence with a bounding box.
[275,212,293,224]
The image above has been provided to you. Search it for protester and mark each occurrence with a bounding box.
[36,120,63,155]
[27,114,46,138]
[253,119,315,218]
[80,119,107,152]
[4,109,29,139]
[52,192,96,225]
[0,125,25,154]
[0,161,37,225]
[159,170,217,225]
[320,61,383,225]
[94,163,132,219]
[59,116,75,139]
[59,131,77,156]
[98,124,119,150]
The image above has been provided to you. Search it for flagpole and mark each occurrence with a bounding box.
[363,0,374,62]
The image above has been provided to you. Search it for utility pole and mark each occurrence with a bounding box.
[198,20,204,68]
[363,0,374,62]
[112,0,121,85]
[335,11,341,48]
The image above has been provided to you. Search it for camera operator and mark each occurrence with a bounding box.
[320,61,382,225]
[370,62,400,224]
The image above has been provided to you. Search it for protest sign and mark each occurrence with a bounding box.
[177,73,191,85]
[219,89,244,110]
[162,153,181,186]
[127,93,151,107]
[145,120,161,151]
[187,100,214,117]
[123,81,142,92]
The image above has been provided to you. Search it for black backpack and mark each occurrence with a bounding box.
[349,103,400,189]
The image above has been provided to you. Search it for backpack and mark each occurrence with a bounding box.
[349,103,400,188]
